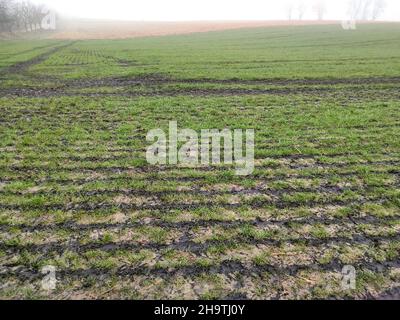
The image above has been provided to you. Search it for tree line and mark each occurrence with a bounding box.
[0,0,48,32]
[348,0,387,20]
[285,0,386,21]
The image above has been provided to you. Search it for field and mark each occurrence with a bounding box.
[0,23,400,299]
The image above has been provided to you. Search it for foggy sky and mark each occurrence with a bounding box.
[31,0,400,21]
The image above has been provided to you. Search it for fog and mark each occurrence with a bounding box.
[31,0,400,21]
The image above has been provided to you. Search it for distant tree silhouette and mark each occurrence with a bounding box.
[371,0,386,20]
[313,0,327,20]
[348,0,387,20]
[297,1,307,20]
[285,2,294,20]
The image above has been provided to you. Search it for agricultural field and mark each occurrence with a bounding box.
[0,23,399,299]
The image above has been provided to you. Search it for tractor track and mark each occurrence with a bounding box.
[0,192,397,213]
[1,168,398,186]
[1,250,399,282]
[1,85,400,98]
[0,214,398,234]
[0,42,76,75]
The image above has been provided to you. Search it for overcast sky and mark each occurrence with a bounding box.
[31,0,400,21]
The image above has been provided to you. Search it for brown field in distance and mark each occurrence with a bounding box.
[51,19,343,40]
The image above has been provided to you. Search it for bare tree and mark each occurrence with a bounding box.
[285,2,294,21]
[32,3,46,30]
[298,1,307,20]
[371,0,386,20]
[0,0,14,32]
[348,0,365,20]
[11,1,24,31]
[313,0,327,20]
[18,1,28,31]
[0,0,8,31]
[361,0,373,20]
[26,1,37,31]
